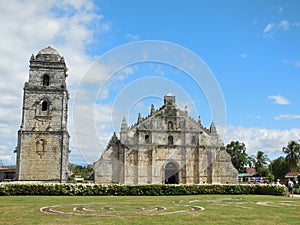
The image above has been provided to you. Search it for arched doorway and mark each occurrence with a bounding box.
[164,162,179,184]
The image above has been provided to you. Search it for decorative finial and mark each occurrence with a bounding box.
[197,116,201,125]
[184,106,188,115]
[30,54,35,61]
[121,117,128,131]
[151,104,155,115]
[138,113,142,123]
[110,132,119,144]
[210,121,217,134]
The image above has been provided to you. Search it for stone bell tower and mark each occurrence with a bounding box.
[15,46,69,182]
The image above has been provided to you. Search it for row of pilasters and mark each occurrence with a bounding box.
[120,145,219,184]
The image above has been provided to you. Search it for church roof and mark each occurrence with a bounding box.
[35,46,63,62]
[37,46,61,56]
[165,92,174,96]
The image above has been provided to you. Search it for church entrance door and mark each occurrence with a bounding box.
[164,162,179,184]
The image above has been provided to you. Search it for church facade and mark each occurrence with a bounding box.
[15,47,69,182]
[94,94,238,184]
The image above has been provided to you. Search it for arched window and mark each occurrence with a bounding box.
[43,74,50,86]
[168,121,173,130]
[191,136,196,145]
[42,101,48,111]
[145,135,150,144]
[168,135,174,145]
[165,162,179,184]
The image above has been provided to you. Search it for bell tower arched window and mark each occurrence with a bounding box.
[42,101,48,111]
[43,74,50,86]
[168,135,174,145]
[145,135,150,144]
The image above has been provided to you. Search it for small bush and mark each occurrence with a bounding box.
[0,183,286,196]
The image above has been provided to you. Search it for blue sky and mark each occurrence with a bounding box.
[0,0,300,165]
[90,0,300,129]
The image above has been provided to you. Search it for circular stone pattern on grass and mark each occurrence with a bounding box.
[40,201,205,217]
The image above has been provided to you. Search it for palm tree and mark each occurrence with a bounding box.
[247,155,256,168]
[283,140,300,171]
[255,151,269,176]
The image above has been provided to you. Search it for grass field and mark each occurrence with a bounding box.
[0,195,299,225]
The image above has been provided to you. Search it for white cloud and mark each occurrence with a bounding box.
[246,114,261,120]
[275,114,300,120]
[262,20,300,37]
[222,125,300,159]
[293,22,300,27]
[126,33,140,41]
[279,20,290,30]
[62,0,94,11]
[177,101,197,114]
[263,23,275,33]
[268,95,290,105]
[80,62,111,84]
[282,59,300,68]
[0,154,12,163]
[0,144,14,164]
[278,6,283,15]
[70,103,115,164]
[0,0,110,165]
[123,66,134,75]
[115,66,134,80]
[294,61,300,68]
[240,53,247,59]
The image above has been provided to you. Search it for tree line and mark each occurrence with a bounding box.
[226,140,300,181]
[68,164,93,181]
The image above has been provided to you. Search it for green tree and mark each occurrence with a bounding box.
[247,155,256,168]
[254,151,269,177]
[282,140,300,171]
[269,156,290,179]
[266,173,274,182]
[68,164,93,181]
[226,141,248,173]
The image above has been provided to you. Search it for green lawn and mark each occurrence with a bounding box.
[0,195,299,225]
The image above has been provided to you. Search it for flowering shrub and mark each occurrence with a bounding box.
[0,183,286,196]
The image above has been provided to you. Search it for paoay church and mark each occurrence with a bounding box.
[15,46,237,184]
[94,94,238,184]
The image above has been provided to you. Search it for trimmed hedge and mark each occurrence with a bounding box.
[0,183,286,196]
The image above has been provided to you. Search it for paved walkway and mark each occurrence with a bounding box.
[292,194,300,198]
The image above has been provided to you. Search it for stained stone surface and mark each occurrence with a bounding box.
[15,46,69,182]
[94,94,238,184]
